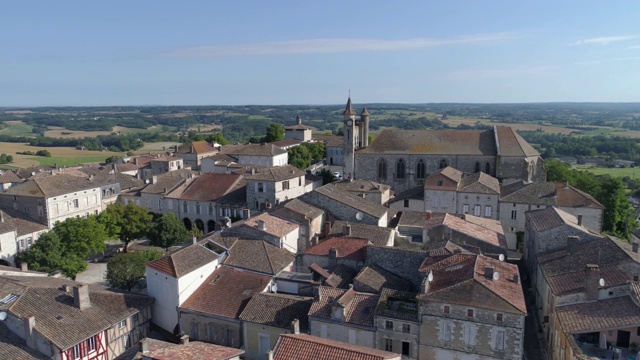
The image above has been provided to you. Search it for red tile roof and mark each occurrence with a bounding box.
[304,237,370,261]
[177,173,243,201]
[179,266,271,319]
[143,341,244,360]
[146,241,220,278]
[273,334,400,360]
[308,286,379,327]
[556,295,640,334]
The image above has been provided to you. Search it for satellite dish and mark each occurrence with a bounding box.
[498,254,505,262]
[492,272,500,281]
[427,272,434,282]
[145,179,150,184]
[355,212,364,221]
[271,283,278,293]
[599,278,605,287]
[0,312,7,321]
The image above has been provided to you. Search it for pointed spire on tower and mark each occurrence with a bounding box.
[343,96,356,116]
[360,106,370,116]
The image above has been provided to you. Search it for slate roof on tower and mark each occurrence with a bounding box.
[343,97,356,116]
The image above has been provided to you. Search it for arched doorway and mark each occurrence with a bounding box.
[207,220,216,233]
[195,219,205,233]
[183,218,192,230]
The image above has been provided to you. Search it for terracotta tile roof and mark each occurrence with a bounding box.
[538,237,634,278]
[0,205,47,236]
[546,266,631,296]
[462,214,504,234]
[397,211,447,228]
[375,288,419,322]
[146,241,221,278]
[115,162,140,172]
[526,206,592,233]
[309,286,379,327]
[0,276,153,351]
[142,340,244,360]
[2,173,104,198]
[239,292,313,331]
[424,240,475,257]
[495,126,539,157]
[428,166,463,183]
[418,254,526,314]
[246,164,304,182]
[139,169,196,194]
[441,214,507,249]
[556,295,640,334]
[553,182,604,208]
[274,198,325,220]
[303,185,388,218]
[354,265,412,293]
[329,221,393,246]
[0,323,47,360]
[272,139,302,147]
[221,143,287,157]
[312,135,343,147]
[358,129,497,156]
[176,141,217,154]
[458,172,500,194]
[273,334,400,360]
[500,181,603,209]
[329,179,390,193]
[0,170,23,184]
[305,237,370,261]
[179,266,272,319]
[230,212,300,238]
[224,239,294,275]
[177,173,243,201]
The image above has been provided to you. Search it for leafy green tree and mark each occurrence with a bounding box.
[288,145,311,169]
[263,123,285,142]
[105,250,162,291]
[16,231,88,280]
[148,213,190,251]
[206,132,228,145]
[120,202,153,252]
[98,203,126,239]
[53,216,107,257]
[318,168,337,185]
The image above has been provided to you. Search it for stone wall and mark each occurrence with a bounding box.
[365,246,428,290]
[300,191,385,226]
[179,311,243,348]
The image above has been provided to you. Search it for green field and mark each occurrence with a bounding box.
[576,166,640,178]
[0,121,34,137]
[26,156,108,167]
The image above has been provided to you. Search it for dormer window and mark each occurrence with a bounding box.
[443,305,450,314]
[467,309,474,317]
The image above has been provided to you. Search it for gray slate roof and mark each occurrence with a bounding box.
[246,165,305,182]
[224,239,295,275]
[239,292,313,332]
[329,220,393,246]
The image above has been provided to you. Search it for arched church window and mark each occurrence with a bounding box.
[416,160,426,179]
[439,159,448,169]
[378,159,387,180]
[396,159,406,179]
[475,162,481,173]
[486,162,491,175]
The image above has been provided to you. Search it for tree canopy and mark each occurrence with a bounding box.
[105,250,162,291]
[148,213,190,251]
[546,158,637,239]
[288,142,326,170]
[263,123,285,143]
[98,202,152,252]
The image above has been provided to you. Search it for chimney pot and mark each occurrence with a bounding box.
[192,236,197,245]
[140,338,149,353]
[257,220,266,231]
[73,284,91,310]
[633,242,639,253]
[586,264,600,301]
[577,215,583,226]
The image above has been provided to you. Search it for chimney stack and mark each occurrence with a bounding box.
[633,242,639,253]
[140,338,149,353]
[291,319,300,334]
[343,223,351,236]
[328,247,338,267]
[192,235,197,245]
[151,176,158,185]
[73,284,91,310]
[577,215,583,226]
[484,267,495,280]
[20,262,28,271]
[267,350,274,360]
[586,264,600,301]
[567,236,580,254]
[257,220,266,231]
[0,211,4,223]
[23,316,36,349]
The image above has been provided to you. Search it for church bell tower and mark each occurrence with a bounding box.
[342,96,369,180]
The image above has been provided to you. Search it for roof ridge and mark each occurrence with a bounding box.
[262,240,275,274]
[473,256,525,314]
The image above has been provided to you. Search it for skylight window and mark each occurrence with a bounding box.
[445,264,465,272]
[0,294,18,305]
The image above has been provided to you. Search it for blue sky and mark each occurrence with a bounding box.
[2,1,640,106]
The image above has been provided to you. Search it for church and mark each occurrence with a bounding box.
[341,97,546,193]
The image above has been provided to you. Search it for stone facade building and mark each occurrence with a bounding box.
[246,165,307,211]
[285,116,313,142]
[417,254,526,360]
[339,97,546,193]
